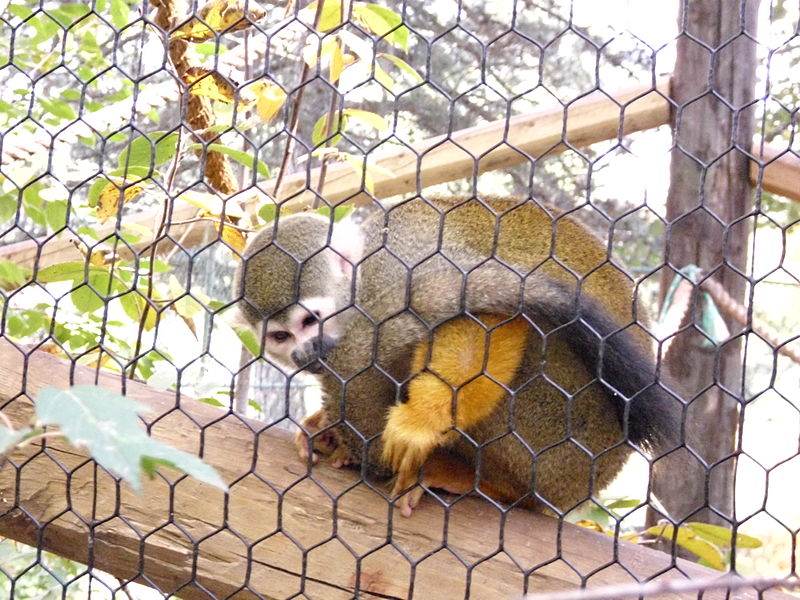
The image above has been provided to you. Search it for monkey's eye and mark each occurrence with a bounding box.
[301,312,321,328]
[269,331,290,343]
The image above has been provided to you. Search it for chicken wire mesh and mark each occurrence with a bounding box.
[0,0,798,598]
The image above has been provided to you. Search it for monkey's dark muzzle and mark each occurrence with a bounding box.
[292,335,337,374]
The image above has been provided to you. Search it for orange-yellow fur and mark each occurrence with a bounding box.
[382,314,529,510]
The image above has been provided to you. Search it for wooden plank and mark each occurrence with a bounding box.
[275,78,672,206]
[0,80,671,271]
[750,145,800,202]
[0,341,790,599]
[0,201,200,271]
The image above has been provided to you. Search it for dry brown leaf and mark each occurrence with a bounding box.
[39,342,66,357]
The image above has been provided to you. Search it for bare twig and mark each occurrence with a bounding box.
[273,1,328,199]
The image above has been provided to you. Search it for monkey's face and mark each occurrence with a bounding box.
[262,296,343,374]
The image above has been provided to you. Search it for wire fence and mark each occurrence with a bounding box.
[0,0,798,598]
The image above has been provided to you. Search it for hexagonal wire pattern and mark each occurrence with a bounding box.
[0,0,797,598]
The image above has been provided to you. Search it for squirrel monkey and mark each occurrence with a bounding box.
[235,195,679,516]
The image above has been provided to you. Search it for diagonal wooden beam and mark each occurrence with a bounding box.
[0,340,776,600]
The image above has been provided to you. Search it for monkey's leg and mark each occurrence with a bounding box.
[382,314,529,514]
[395,450,523,517]
[294,409,339,464]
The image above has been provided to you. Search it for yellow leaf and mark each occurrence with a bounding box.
[373,64,394,90]
[252,82,287,122]
[686,522,763,549]
[185,69,236,103]
[320,37,343,84]
[96,181,146,222]
[342,108,387,130]
[221,219,246,256]
[647,524,726,571]
[303,37,319,68]
[179,190,245,219]
[172,0,265,41]
[301,0,344,32]
[575,520,605,532]
[81,348,113,369]
[340,152,374,193]
[330,44,343,83]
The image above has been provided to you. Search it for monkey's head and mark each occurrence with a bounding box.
[235,212,362,373]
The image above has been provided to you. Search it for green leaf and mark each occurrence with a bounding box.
[0,194,18,222]
[46,200,68,231]
[379,53,423,82]
[118,132,179,170]
[686,522,763,549]
[605,498,641,510]
[186,143,270,178]
[646,524,726,571]
[198,397,226,408]
[109,0,130,28]
[341,108,387,131]
[312,113,347,147]
[258,203,277,224]
[7,4,34,19]
[195,42,229,56]
[355,4,408,51]
[35,386,227,493]
[60,89,83,101]
[315,205,354,222]
[29,15,60,44]
[39,98,77,121]
[0,259,32,289]
[234,325,261,357]
[71,283,104,313]
[37,262,109,283]
[48,4,91,27]
[0,425,35,455]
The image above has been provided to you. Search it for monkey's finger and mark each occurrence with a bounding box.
[293,430,318,463]
[330,446,353,468]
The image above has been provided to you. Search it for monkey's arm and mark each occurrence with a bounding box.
[382,314,529,515]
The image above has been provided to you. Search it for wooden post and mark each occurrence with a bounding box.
[655,0,761,524]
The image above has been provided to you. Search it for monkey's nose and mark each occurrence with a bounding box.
[292,335,338,373]
[312,335,337,360]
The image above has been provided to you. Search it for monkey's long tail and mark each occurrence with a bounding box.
[473,277,682,455]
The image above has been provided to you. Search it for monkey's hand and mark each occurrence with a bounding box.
[382,402,458,517]
[294,409,339,464]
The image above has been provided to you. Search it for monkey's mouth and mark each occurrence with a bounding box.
[305,360,324,374]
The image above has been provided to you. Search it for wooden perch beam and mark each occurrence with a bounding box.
[3,78,798,273]
[276,78,673,206]
[750,145,800,202]
[0,79,671,271]
[0,341,786,600]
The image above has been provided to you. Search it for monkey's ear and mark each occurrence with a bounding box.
[330,219,364,278]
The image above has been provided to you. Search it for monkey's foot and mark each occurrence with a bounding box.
[382,401,458,476]
[294,409,338,464]
[392,452,511,517]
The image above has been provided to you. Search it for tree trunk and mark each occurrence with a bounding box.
[652,0,760,525]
